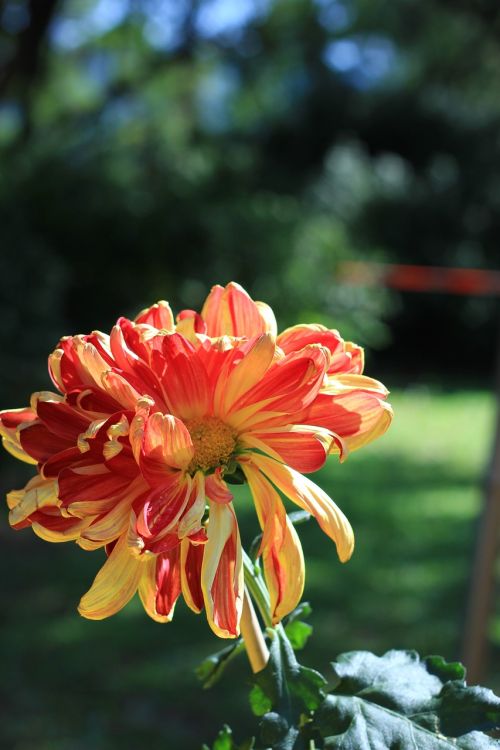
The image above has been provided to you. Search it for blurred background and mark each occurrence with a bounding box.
[0,0,499,748]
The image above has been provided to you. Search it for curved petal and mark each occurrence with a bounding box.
[178,472,206,537]
[8,476,56,517]
[162,334,210,419]
[201,501,243,638]
[138,555,171,623]
[0,407,39,464]
[135,475,191,551]
[176,309,207,341]
[155,547,182,619]
[228,345,329,432]
[135,300,175,330]
[19,421,71,463]
[78,493,133,547]
[247,453,354,563]
[240,424,341,473]
[143,412,194,471]
[58,464,132,505]
[277,324,364,375]
[201,282,276,337]
[242,463,304,623]
[255,301,278,337]
[205,469,233,504]
[305,390,393,453]
[33,515,93,543]
[213,333,276,417]
[78,534,143,620]
[180,538,205,613]
[35,396,91,441]
[322,373,389,396]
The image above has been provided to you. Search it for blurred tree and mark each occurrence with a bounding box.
[0,0,499,408]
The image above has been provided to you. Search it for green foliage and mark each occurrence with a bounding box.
[196,638,245,689]
[313,649,500,749]
[205,643,500,749]
[250,625,326,749]
[4,0,500,404]
[203,724,255,750]
[284,603,313,651]
[315,696,500,749]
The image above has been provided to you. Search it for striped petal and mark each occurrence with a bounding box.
[162,334,210,419]
[181,538,205,613]
[78,534,143,620]
[135,300,175,330]
[155,547,182,619]
[240,424,340,473]
[277,324,364,375]
[201,501,243,638]
[305,389,393,453]
[138,555,171,623]
[202,282,276,337]
[248,453,354,563]
[242,463,304,623]
[213,333,276,417]
[143,412,194,470]
[0,407,42,464]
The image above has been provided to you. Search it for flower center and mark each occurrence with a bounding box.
[185,417,236,473]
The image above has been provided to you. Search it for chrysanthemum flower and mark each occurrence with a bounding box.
[0,283,392,638]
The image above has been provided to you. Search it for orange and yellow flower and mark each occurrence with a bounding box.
[0,283,392,637]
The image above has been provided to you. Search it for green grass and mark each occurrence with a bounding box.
[0,388,496,749]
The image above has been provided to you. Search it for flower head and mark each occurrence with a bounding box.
[0,283,392,637]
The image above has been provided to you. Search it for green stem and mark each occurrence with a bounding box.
[242,549,273,628]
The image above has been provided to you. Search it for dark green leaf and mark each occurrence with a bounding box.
[430,681,500,736]
[316,694,500,749]
[424,655,466,683]
[249,684,272,717]
[252,625,326,748]
[331,649,443,714]
[203,725,255,750]
[260,712,299,750]
[196,639,244,689]
[312,649,500,749]
[284,602,312,626]
[285,620,313,651]
[283,602,313,650]
[456,732,500,749]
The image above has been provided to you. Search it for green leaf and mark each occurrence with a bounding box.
[284,602,313,651]
[456,732,500,749]
[312,649,500,749]
[285,602,312,625]
[259,712,299,750]
[203,725,255,750]
[429,681,500,736]
[315,695,500,749]
[196,639,245,689]
[424,655,466,682]
[256,626,327,716]
[330,649,443,714]
[285,620,313,651]
[249,684,272,717]
[252,626,327,748]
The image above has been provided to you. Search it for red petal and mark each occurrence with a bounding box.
[135,301,175,330]
[181,540,205,613]
[58,464,132,504]
[36,399,90,441]
[19,422,71,462]
[156,547,182,617]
